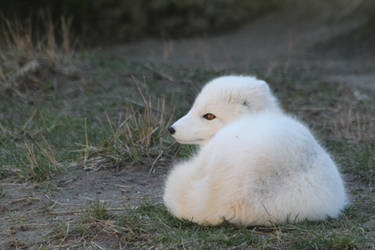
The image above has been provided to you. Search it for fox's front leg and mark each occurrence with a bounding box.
[163,160,224,225]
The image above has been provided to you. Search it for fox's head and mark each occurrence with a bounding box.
[168,76,281,146]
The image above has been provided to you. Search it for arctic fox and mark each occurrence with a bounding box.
[163,76,347,226]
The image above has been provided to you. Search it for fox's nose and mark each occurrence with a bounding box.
[168,126,176,135]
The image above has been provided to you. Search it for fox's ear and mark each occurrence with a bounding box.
[252,81,269,92]
[242,81,271,110]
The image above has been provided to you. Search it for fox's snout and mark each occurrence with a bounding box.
[168,126,176,135]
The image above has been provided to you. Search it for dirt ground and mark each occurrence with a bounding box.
[1,3,375,248]
[0,165,169,247]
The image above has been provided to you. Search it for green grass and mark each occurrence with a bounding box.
[55,202,373,249]
[0,105,101,180]
[349,144,375,183]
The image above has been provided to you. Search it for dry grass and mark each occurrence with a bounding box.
[81,83,176,170]
[321,88,375,146]
[24,137,58,181]
[0,105,70,181]
[2,134,61,181]
[0,14,76,96]
[333,104,375,144]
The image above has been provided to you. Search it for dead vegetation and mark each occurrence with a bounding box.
[333,103,375,144]
[81,82,176,171]
[0,14,77,97]
[0,109,61,181]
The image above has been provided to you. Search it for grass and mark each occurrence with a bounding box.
[47,202,374,249]
[1,17,375,249]
[0,14,76,97]
[0,106,85,181]
[81,84,177,170]
[0,15,79,181]
[349,144,375,183]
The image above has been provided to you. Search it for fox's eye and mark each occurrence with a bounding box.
[203,113,216,120]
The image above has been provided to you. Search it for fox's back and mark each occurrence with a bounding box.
[203,112,321,173]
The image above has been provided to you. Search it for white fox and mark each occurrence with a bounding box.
[163,75,347,226]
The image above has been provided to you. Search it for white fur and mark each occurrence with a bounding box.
[163,75,347,226]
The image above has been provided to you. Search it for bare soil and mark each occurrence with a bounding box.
[0,164,169,247]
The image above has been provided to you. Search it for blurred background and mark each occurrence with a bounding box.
[0,0,282,42]
[0,0,374,42]
[1,0,374,90]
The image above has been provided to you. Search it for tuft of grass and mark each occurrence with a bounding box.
[82,83,177,170]
[86,200,112,220]
[0,133,60,182]
[23,138,59,181]
[0,14,77,96]
[0,106,85,181]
